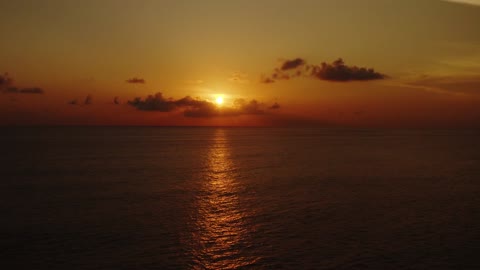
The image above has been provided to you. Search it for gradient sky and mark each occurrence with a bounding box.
[1,0,480,127]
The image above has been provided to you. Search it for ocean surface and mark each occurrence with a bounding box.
[1,127,480,269]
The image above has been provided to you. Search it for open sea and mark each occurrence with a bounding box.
[1,127,480,269]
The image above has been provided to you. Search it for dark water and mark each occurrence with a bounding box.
[1,127,480,269]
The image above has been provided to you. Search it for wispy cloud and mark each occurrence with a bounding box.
[443,0,480,7]
[185,79,204,85]
[407,75,480,95]
[228,72,249,84]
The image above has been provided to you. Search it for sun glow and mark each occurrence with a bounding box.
[216,96,224,105]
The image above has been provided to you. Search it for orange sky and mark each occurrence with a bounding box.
[1,0,480,127]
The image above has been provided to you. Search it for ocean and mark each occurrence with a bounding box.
[1,127,480,269]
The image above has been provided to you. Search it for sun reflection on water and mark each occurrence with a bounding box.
[188,129,257,269]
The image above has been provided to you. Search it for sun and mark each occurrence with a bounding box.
[216,96,224,105]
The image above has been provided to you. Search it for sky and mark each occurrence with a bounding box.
[1,0,480,127]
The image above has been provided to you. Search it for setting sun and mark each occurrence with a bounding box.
[216,96,224,105]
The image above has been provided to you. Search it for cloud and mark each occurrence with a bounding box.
[280,58,306,70]
[260,76,275,84]
[262,58,386,83]
[128,92,279,118]
[270,102,280,109]
[443,0,480,6]
[126,77,145,84]
[128,93,178,112]
[0,73,45,94]
[182,101,219,117]
[3,87,44,94]
[69,95,92,105]
[19,87,44,94]
[407,75,480,94]
[310,58,386,81]
[0,73,14,87]
[228,72,249,84]
[233,99,265,114]
[84,95,93,105]
[3,87,19,94]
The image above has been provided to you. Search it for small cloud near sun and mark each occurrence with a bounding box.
[128,92,280,118]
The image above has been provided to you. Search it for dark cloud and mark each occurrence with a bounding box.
[0,73,13,87]
[309,58,385,81]
[126,77,145,84]
[84,95,93,105]
[128,93,177,111]
[67,95,93,105]
[4,87,20,93]
[262,58,386,83]
[234,99,265,114]
[0,73,45,94]
[3,87,44,94]
[272,69,291,80]
[19,87,44,94]
[128,92,279,118]
[281,58,306,70]
[260,76,275,84]
[353,110,365,116]
[270,102,280,109]
[183,101,220,117]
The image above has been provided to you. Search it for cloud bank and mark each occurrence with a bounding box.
[262,58,386,83]
[0,73,45,94]
[128,92,279,118]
